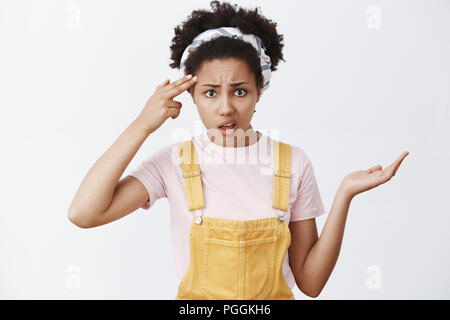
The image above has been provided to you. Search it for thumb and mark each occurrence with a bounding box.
[367,165,382,173]
[170,107,182,120]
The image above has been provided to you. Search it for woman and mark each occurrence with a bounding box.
[68,1,409,299]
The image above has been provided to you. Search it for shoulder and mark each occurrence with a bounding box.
[290,144,309,165]
[285,143,316,179]
[141,142,181,170]
[275,141,310,168]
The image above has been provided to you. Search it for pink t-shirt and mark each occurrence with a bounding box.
[128,132,326,291]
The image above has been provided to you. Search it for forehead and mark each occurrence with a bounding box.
[196,58,253,81]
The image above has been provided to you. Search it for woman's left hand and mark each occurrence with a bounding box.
[340,151,410,199]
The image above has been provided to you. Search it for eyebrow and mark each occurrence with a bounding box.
[202,82,249,88]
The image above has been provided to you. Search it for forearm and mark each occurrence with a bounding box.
[68,118,152,219]
[297,185,353,297]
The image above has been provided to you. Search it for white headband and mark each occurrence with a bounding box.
[179,27,272,95]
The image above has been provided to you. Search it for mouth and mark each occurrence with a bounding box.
[218,122,237,136]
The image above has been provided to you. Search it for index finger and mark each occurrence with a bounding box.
[166,74,194,91]
[166,75,198,98]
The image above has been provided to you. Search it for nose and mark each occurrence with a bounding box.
[218,94,235,116]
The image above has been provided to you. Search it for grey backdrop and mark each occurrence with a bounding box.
[1,0,449,299]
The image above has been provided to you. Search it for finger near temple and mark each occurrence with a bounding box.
[168,74,194,89]
[168,77,197,97]
[180,76,197,90]
[160,79,170,87]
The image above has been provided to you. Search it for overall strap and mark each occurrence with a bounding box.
[178,138,291,212]
[178,139,205,211]
[272,141,292,211]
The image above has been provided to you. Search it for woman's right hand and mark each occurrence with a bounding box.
[137,74,198,134]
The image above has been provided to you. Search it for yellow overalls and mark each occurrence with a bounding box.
[175,138,295,300]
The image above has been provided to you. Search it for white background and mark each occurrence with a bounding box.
[1,0,449,299]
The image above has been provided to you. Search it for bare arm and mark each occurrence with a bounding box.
[67,118,152,228]
[289,151,409,297]
[289,186,351,298]
[68,74,198,228]
[288,217,319,298]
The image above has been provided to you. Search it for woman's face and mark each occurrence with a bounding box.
[190,58,262,147]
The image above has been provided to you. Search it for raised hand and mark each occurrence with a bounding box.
[136,74,198,134]
[340,151,410,199]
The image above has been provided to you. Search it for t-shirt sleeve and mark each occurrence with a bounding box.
[290,152,326,221]
[127,146,169,210]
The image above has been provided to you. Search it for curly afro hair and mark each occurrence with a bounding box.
[169,0,285,94]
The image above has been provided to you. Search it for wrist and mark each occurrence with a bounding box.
[337,182,355,202]
[133,117,154,136]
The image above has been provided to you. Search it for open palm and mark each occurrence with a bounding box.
[341,151,410,199]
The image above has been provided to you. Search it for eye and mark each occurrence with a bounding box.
[205,90,216,98]
[203,89,248,98]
